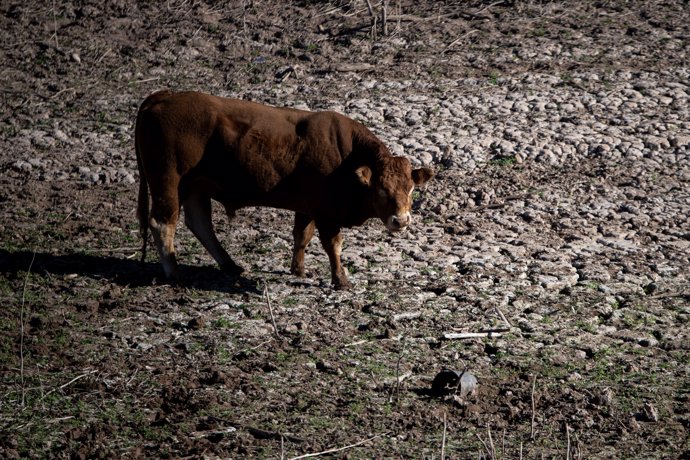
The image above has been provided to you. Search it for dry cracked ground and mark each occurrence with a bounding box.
[1,0,689,458]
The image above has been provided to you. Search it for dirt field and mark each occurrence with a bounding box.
[1,1,689,458]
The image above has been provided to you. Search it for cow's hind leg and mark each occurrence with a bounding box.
[316,224,351,290]
[290,212,315,277]
[183,193,244,276]
[149,198,181,282]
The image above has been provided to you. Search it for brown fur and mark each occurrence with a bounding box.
[135,90,433,289]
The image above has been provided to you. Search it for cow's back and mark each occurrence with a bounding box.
[136,91,370,214]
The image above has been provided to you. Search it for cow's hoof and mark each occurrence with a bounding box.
[290,266,307,277]
[161,273,186,287]
[333,278,353,291]
[220,261,245,276]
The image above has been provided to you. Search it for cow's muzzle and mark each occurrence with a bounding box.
[386,213,411,232]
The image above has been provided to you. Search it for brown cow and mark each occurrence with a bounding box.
[135,90,433,289]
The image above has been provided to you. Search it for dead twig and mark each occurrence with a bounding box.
[487,424,496,459]
[392,311,422,322]
[530,374,537,440]
[381,0,389,36]
[329,63,375,73]
[289,433,387,460]
[494,306,513,328]
[466,0,506,20]
[441,412,447,460]
[248,426,303,444]
[95,48,112,64]
[51,0,59,48]
[263,281,280,338]
[38,370,98,403]
[129,77,161,85]
[502,429,506,459]
[442,29,479,54]
[443,331,504,340]
[475,431,493,459]
[363,0,377,40]
[647,291,690,300]
[20,251,37,408]
[469,193,532,212]
[389,341,406,403]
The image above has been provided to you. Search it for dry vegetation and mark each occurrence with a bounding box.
[1,0,689,458]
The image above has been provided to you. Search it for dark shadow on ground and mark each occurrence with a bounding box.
[0,249,260,294]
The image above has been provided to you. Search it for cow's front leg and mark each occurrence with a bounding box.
[291,212,315,277]
[183,193,243,276]
[317,224,351,290]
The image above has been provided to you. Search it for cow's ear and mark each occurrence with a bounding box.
[355,166,372,186]
[412,167,434,186]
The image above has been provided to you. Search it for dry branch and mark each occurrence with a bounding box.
[263,281,280,338]
[248,426,303,443]
[441,412,447,460]
[392,311,422,321]
[494,306,513,328]
[443,331,503,340]
[530,375,537,440]
[469,193,532,212]
[329,63,375,73]
[442,29,479,54]
[19,251,37,408]
[38,370,98,403]
[289,433,387,459]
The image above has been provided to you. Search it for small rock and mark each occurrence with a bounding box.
[640,402,659,422]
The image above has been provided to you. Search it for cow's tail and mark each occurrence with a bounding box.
[135,121,149,265]
[134,90,174,265]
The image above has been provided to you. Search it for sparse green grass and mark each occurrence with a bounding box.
[213,316,239,329]
[531,26,547,37]
[488,70,501,85]
[490,155,516,166]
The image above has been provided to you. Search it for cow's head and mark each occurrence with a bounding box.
[356,156,434,232]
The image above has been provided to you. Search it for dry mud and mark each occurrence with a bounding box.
[1,1,689,458]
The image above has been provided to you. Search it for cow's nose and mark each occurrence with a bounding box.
[391,214,410,229]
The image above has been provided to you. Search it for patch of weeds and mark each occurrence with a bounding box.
[216,346,232,364]
[488,70,501,85]
[365,360,390,379]
[283,296,299,306]
[621,311,645,329]
[213,316,238,329]
[348,400,365,419]
[274,351,291,363]
[582,281,600,290]
[531,26,547,37]
[575,319,597,333]
[490,155,516,167]
[366,290,384,303]
[428,66,442,79]
[304,414,335,430]
[1,123,18,138]
[420,266,438,277]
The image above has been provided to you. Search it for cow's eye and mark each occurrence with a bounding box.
[377,188,388,198]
